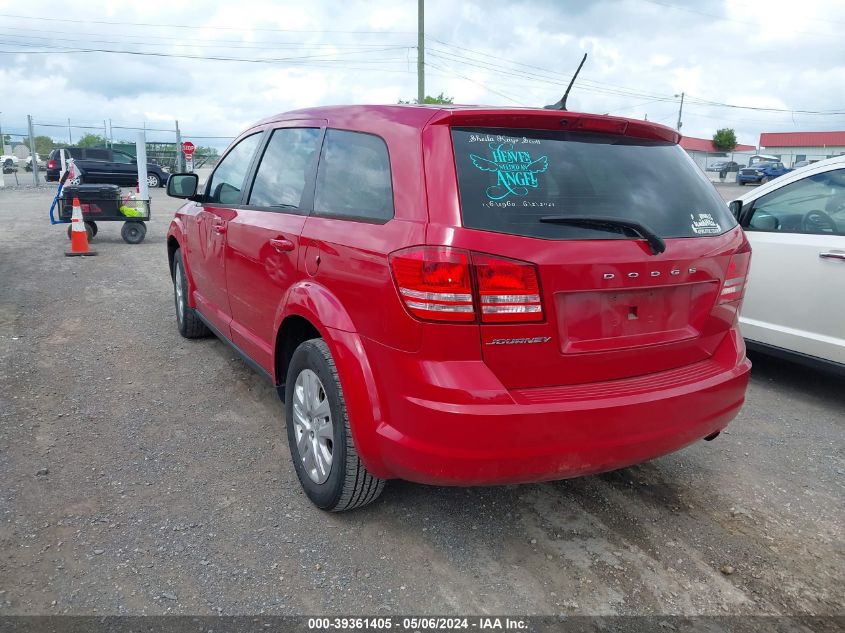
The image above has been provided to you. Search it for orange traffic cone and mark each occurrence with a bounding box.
[65,197,97,257]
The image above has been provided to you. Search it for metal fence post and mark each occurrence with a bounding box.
[175,120,183,173]
[27,115,39,186]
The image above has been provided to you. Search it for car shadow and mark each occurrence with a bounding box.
[746,349,845,407]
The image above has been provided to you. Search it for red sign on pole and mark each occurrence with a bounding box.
[181,141,195,156]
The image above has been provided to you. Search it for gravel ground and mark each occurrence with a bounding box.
[0,185,842,617]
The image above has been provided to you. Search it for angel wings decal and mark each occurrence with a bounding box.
[469,143,549,200]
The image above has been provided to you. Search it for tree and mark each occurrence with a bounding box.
[31,135,54,156]
[195,145,218,157]
[76,133,109,148]
[712,128,737,152]
[398,92,454,105]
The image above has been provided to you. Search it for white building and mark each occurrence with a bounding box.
[759,131,845,168]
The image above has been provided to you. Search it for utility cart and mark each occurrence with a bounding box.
[54,183,150,244]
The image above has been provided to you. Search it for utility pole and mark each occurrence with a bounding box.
[27,115,38,186]
[67,118,72,145]
[0,111,6,155]
[675,92,685,132]
[417,0,424,104]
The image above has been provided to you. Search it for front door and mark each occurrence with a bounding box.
[225,124,324,374]
[189,133,263,337]
[741,167,845,364]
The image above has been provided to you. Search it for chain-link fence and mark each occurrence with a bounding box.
[1,114,234,187]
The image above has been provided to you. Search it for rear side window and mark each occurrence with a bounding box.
[248,127,321,210]
[314,129,394,222]
[207,133,262,205]
[451,128,735,240]
[85,149,110,161]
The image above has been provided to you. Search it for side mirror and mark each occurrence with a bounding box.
[729,200,742,219]
[167,173,199,199]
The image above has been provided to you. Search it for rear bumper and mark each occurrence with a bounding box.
[356,330,750,485]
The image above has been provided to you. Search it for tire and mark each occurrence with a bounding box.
[68,175,83,186]
[146,173,161,188]
[737,180,744,186]
[85,221,98,237]
[67,223,94,241]
[172,249,211,339]
[760,176,770,184]
[121,221,146,244]
[285,339,385,512]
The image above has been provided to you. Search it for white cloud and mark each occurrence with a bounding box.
[0,0,843,150]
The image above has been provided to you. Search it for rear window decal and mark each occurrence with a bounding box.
[690,212,722,235]
[469,142,549,201]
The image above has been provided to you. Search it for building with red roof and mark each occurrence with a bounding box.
[679,136,756,153]
[678,136,757,174]
[759,131,845,167]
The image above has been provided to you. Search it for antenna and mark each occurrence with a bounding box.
[544,53,588,111]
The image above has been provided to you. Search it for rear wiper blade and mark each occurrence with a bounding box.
[539,215,666,255]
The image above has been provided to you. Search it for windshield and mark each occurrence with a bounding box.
[452,127,736,240]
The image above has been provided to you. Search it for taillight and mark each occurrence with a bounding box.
[473,253,543,322]
[389,247,475,321]
[48,159,56,170]
[719,239,752,303]
[389,247,544,323]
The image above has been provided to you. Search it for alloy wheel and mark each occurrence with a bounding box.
[292,369,334,484]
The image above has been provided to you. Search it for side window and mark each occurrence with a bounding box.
[206,134,262,205]
[113,152,134,164]
[248,128,321,210]
[314,129,394,222]
[85,149,110,161]
[748,169,845,235]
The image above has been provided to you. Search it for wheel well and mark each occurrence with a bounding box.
[275,315,321,395]
[167,236,180,278]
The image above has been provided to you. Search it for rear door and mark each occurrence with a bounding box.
[740,167,845,364]
[188,132,263,337]
[110,150,137,185]
[224,122,324,374]
[81,148,112,183]
[447,126,743,389]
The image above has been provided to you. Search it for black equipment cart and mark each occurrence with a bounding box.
[58,184,150,244]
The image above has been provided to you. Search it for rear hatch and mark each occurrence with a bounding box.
[447,122,745,389]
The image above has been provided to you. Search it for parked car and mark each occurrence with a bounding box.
[1,154,19,173]
[24,153,46,171]
[165,105,752,511]
[730,155,845,375]
[737,161,790,185]
[45,147,169,188]
[706,161,740,173]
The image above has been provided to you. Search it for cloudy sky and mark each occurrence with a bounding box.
[1,0,843,150]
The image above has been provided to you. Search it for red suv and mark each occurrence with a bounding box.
[165,105,752,511]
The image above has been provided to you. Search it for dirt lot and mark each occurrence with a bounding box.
[0,185,842,617]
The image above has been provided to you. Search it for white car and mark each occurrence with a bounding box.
[730,155,845,374]
[1,154,19,172]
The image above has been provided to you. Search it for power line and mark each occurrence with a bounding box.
[0,29,412,51]
[0,12,416,34]
[425,61,528,106]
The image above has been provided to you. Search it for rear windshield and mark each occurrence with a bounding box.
[452,127,735,240]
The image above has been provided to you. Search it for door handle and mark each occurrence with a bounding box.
[819,251,845,261]
[269,238,295,253]
[212,224,226,235]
